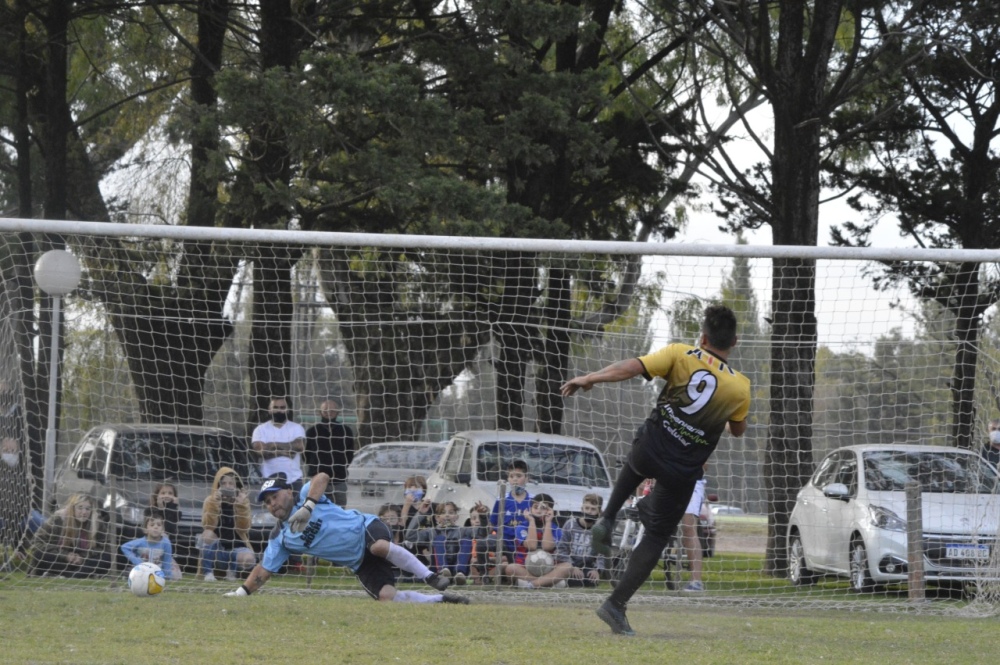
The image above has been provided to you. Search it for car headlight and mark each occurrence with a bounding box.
[867,504,905,532]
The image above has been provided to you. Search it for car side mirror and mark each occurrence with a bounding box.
[455,472,471,485]
[77,468,106,484]
[823,483,850,500]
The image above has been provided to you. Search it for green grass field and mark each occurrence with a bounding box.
[0,586,994,665]
[3,516,991,664]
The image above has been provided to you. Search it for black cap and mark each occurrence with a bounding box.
[257,475,291,502]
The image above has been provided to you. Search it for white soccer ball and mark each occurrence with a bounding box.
[525,549,554,577]
[128,562,166,597]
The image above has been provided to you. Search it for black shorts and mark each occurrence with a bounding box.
[627,423,698,541]
[354,519,396,600]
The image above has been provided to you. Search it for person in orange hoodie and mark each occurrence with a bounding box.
[200,467,256,581]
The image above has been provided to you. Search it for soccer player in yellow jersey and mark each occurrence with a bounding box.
[561,304,750,636]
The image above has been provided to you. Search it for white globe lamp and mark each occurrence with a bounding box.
[33,249,82,512]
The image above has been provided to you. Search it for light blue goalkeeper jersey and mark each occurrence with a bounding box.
[260,482,377,573]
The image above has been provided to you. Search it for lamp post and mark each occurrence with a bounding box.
[33,249,81,513]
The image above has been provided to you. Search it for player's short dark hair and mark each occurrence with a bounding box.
[508,459,528,474]
[702,304,738,350]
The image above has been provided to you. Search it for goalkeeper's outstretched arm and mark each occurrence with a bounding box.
[224,564,272,596]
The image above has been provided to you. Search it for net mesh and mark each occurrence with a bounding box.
[2,220,1000,616]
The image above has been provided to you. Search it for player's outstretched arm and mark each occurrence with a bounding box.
[224,564,272,596]
[560,358,644,397]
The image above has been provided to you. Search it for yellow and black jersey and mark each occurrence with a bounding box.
[637,343,751,470]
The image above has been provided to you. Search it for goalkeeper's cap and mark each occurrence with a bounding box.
[257,475,291,501]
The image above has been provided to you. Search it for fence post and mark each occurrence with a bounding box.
[108,475,119,581]
[494,480,506,589]
[906,480,925,602]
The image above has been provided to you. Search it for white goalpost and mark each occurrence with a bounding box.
[3,217,1000,615]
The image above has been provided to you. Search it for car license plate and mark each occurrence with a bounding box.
[945,544,990,560]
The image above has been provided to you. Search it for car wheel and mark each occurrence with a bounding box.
[788,533,816,586]
[849,538,875,593]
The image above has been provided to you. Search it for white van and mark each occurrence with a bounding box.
[424,430,613,521]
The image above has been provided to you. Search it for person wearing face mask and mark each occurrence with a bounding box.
[400,476,433,526]
[516,493,604,589]
[303,399,355,506]
[480,460,532,581]
[0,436,43,567]
[252,396,307,488]
[982,419,1000,468]
[551,494,606,587]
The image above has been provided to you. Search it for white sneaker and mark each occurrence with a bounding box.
[516,579,535,589]
[225,570,238,581]
[554,580,568,589]
[204,572,217,582]
[454,573,466,586]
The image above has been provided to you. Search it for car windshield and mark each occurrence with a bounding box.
[353,445,444,470]
[863,450,1000,494]
[110,431,253,482]
[477,441,610,487]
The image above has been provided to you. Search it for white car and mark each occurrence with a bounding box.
[345,441,447,514]
[787,444,1000,591]
[424,430,613,521]
[711,504,746,516]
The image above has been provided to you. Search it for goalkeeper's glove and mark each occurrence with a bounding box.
[288,498,316,533]
[224,585,250,597]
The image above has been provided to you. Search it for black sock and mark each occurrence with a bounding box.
[602,463,644,521]
[609,532,670,607]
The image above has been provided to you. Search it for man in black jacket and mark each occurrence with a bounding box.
[304,400,356,506]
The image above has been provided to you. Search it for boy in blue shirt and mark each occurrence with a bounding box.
[223,473,468,604]
[479,459,531,581]
[120,509,179,579]
[488,460,531,553]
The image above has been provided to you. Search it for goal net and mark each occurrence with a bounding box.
[3,218,1000,615]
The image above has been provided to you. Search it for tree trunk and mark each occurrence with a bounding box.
[494,253,536,432]
[249,253,296,426]
[535,267,571,434]
[319,250,490,446]
[764,258,817,577]
[110,301,232,424]
[763,97,823,577]
[243,0,306,428]
[949,262,981,450]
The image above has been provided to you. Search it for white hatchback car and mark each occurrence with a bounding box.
[787,444,1000,591]
[424,430,613,521]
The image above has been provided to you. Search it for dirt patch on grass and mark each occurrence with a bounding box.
[717,531,766,554]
